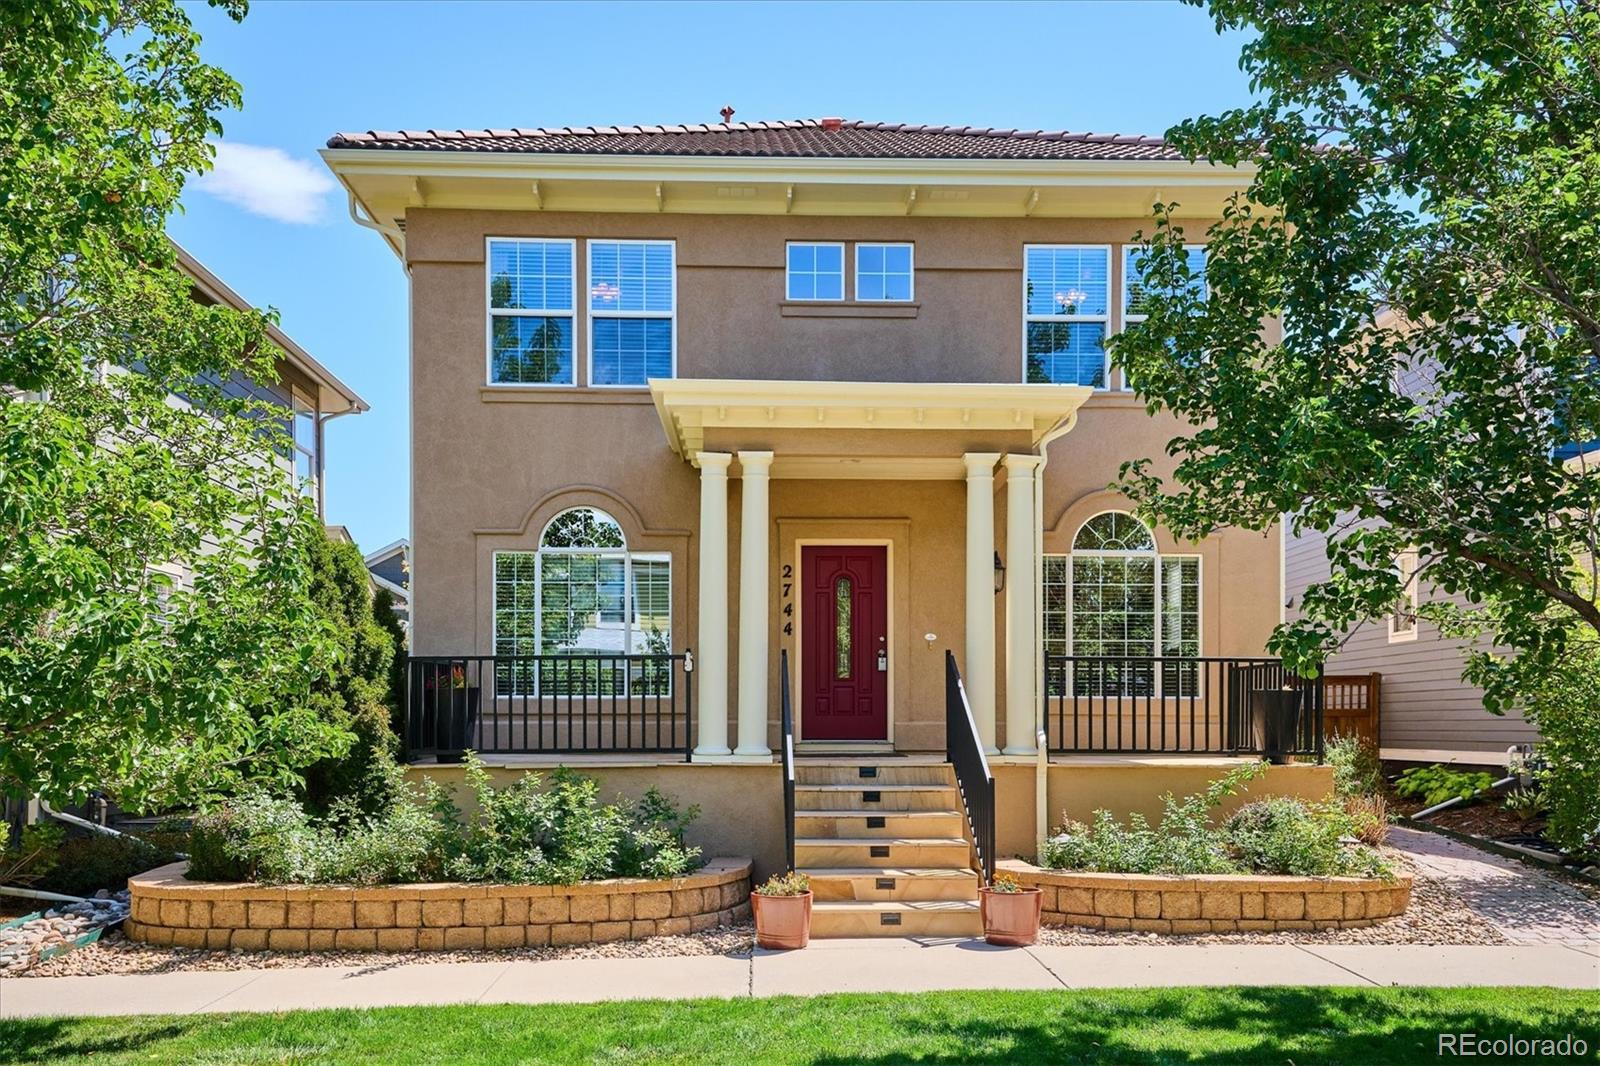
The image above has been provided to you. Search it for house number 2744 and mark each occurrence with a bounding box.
[781,563,793,636]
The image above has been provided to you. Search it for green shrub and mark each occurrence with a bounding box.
[1519,648,1600,857]
[1393,765,1495,807]
[1037,764,1394,880]
[186,758,702,887]
[34,831,179,896]
[1221,797,1392,879]
[1326,734,1384,798]
[0,823,65,887]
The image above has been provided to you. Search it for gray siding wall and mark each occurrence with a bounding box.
[1285,523,1540,754]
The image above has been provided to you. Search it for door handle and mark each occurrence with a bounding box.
[876,649,888,672]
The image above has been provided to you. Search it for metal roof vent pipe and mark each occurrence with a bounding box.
[720,106,735,125]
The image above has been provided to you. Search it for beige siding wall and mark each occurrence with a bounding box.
[1285,524,1539,754]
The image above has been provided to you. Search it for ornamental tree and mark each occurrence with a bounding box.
[1112,0,1600,726]
[0,1,347,807]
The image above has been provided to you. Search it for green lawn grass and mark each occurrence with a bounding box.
[1,987,1596,1065]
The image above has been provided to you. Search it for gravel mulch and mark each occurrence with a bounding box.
[19,921,756,979]
[1036,849,1510,947]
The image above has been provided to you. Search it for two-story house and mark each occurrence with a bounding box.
[324,118,1329,937]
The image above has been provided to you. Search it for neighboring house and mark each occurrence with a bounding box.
[364,537,411,627]
[324,117,1317,934]
[175,244,368,521]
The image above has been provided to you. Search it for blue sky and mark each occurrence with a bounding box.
[170,0,1257,552]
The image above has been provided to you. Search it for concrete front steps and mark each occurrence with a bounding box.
[794,762,983,938]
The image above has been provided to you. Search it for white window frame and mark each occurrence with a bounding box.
[484,236,578,389]
[289,384,319,496]
[853,241,915,302]
[492,508,681,697]
[1388,549,1420,643]
[584,238,677,389]
[1119,243,1207,392]
[785,241,847,302]
[1022,243,1112,390]
[1046,509,1205,698]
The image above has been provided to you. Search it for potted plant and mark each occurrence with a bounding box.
[979,871,1042,946]
[751,871,811,950]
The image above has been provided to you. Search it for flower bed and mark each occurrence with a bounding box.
[1000,859,1412,933]
[125,858,751,951]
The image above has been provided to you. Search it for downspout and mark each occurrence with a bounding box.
[316,408,361,523]
[37,799,139,842]
[1031,412,1078,847]
[346,190,404,246]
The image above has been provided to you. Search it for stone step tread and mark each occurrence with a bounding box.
[794,809,963,818]
[812,900,981,913]
[800,867,979,879]
[795,837,968,847]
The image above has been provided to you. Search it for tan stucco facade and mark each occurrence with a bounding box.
[405,207,1282,757]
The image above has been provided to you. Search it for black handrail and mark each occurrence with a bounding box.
[1042,654,1324,759]
[404,652,693,762]
[779,648,796,873]
[945,650,996,885]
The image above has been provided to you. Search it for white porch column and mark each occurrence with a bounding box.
[734,451,774,758]
[1003,454,1044,755]
[963,452,1001,753]
[693,452,733,759]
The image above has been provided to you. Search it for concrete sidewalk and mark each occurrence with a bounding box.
[2,940,1595,1018]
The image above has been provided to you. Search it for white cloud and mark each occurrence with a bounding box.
[193,141,337,224]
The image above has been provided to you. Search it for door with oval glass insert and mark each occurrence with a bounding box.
[799,545,889,740]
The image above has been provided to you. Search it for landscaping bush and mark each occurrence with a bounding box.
[1518,648,1600,858]
[33,830,181,897]
[1037,763,1394,880]
[1393,765,1495,808]
[187,758,701,887]
[1325,734,1384,798]
[1221,798,1391,879]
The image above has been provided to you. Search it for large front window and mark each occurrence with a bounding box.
[487,238,575,385]
[1043,511,1200,695]
[588,240,675,386]
[1024,245,1110,387]
[493,507,671,695]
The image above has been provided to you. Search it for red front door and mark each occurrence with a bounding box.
[800,545,889,741]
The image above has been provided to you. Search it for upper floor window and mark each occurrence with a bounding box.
[1024,245,1110,387]
[1120,245,1208,391]
[855,243,914,302]
[588,240,675,386]
[1389,549,1420,642]
[290,385,318,496]
[487,238,576,386]
[786,242,844,301]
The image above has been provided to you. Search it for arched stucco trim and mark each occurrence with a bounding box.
[1043,489,1193,556]
[473,483,691,543]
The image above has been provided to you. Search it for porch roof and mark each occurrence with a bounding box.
[648,378,1093,467]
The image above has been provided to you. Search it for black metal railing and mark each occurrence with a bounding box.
[945,650,996,884]
[779,648,796,873]
[405,652,693,761]
[1043,655,1324,758]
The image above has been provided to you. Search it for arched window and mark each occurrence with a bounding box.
[493,506,671,695]
[1043,511,1199,695]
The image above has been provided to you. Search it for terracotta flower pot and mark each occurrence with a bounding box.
[752,890,812,950]
[979,886,1043,946]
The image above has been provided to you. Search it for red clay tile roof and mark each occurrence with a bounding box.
[325,119,1183,162]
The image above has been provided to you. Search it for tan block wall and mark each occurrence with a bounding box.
[994,761,1336,861]
[1000,860,1412,933]
[126,859,752,952]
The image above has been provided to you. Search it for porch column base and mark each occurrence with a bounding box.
[690,752,737,765]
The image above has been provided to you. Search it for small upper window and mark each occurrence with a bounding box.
[855,243,913,302]
[1389,549,1420,642]
[1124,245,1207,324]
[786,242,844,301]
[487,238,575,386]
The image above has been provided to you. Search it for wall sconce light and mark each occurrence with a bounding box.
[993,551,1006,594]
[924,632,938,649]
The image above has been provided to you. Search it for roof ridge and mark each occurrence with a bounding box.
[327,119,1168,149]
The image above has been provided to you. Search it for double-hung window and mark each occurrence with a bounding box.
[855,243,914,301]
[1023,245,1111,387]
[487,238,575,385]
[1121,245,1207,390]
[1389,549,1420,642]
[786,242,844,301]
[588,240,675,386]
[289,385,318,497]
